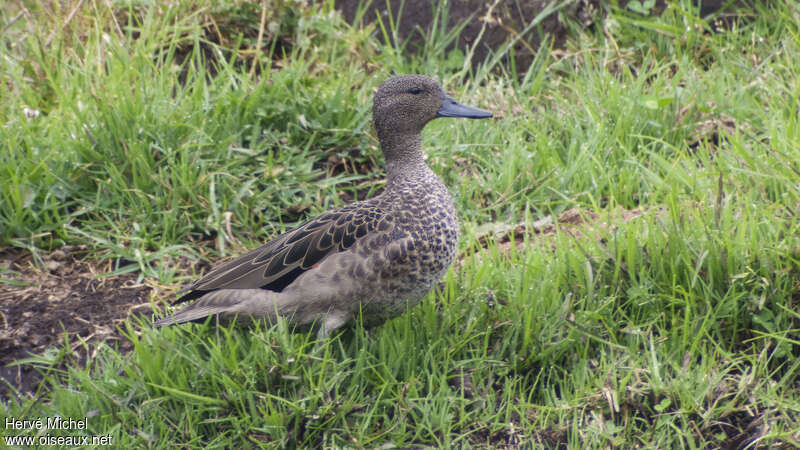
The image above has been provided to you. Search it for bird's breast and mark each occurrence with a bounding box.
[389,178,460,276]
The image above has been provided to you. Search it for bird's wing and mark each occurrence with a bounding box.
[175,202,392,303]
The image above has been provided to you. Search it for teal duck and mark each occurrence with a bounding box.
[156,75,492,337]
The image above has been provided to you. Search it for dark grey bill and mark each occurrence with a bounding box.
[437,96,492,119]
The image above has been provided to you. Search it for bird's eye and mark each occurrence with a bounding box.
[408,87,422,95]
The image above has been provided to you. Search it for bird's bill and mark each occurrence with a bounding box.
[437,96,492,119]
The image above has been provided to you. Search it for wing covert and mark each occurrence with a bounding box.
[175,203,389,303]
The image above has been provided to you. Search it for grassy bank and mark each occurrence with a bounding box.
[1,0,798,447]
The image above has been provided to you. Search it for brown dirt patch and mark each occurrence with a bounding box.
[0,246,156,399]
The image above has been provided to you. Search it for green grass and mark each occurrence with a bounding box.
[2,0,799,447]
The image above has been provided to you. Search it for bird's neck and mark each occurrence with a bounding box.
[380,132,428,181]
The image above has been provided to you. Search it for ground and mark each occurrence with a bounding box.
[0,247,155,398]
[0,207,623,400]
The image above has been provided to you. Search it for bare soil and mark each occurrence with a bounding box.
[0,247,155,399]
[333,0,746,75]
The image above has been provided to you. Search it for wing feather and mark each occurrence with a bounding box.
[175,203,389,304]
[341,229,356,249]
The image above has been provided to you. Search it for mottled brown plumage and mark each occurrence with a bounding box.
[155,75,492,337]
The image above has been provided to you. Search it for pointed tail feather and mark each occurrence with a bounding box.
[155,305,237,326]
[155,289,281,327]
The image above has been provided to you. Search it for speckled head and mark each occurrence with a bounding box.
[372,75,492,146]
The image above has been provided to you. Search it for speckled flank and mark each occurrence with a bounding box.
[155,75,491,336]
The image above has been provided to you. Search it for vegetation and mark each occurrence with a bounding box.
[2,0,798,447]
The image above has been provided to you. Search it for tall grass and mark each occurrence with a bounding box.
[1,0,798,447]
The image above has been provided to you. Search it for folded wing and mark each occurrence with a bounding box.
[175,203,391,304]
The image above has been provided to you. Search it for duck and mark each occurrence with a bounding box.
[155,75,492,337]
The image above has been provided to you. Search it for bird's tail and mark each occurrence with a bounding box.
[154,289,279,327]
